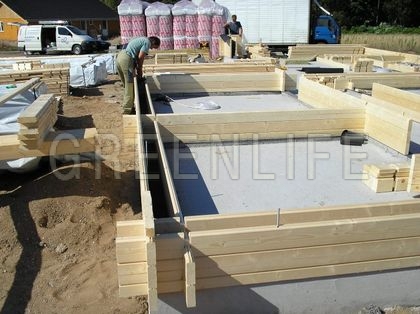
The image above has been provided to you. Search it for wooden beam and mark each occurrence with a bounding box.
[184,200,420,231]
[0,128,97,161]
[408,154,420,193]
[189,213,420,256]
[155,121,182,217]
[0,77,40,106]
[144,63,276,74]
[184,249,196,308]
[195,255,420,290]
[147,72,283,94]
[298,76,367,109]
[155,108,365,143]
[371,83,420,112]
[194,237,420,278]
[363,94,413,155]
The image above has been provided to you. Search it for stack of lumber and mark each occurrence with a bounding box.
[17,94,58,149]
[363,162,410,192]
[12,60,42,71]
[154,52,189,64]
[408,154,420,193]
[115,220,150,298]
[0,66,70,96]
[352,58,374,72]
[287,44,365,60]
[247,43,271,58]
[392,163,411,191]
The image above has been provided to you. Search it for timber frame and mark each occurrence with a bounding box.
[116,46,420,313]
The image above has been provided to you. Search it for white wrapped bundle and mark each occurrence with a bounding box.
[185,14,198,37]
[197,0,215,15]
[145,1,171,16]
[117,0,131,15]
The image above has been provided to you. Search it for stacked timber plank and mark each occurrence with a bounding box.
[287,44,364,60]
[17,94,58,149]
[0,66,70,96]
[408,154,420,193]
[363,163,410,193]
[144,62,276,74]
[247,43,271,58]
[0,78,96,161]
[352,58,374,72]
[115,220,150,298]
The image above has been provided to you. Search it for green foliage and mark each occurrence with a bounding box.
[100,0,119,10]
[318,0,420,28]
[344,24,420,34]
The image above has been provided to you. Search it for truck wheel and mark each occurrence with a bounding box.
[72,45,82,55]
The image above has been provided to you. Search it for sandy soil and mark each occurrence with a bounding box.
[0,74,147,314]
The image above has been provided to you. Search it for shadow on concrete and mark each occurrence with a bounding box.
[164,141,219,216]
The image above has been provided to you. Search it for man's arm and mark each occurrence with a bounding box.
[136,50,147,77]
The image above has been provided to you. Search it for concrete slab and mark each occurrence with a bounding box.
[153,92,309,114]
[165,137,415,216]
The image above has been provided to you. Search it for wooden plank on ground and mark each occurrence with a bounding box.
[0,128,97,161]
[0,78,40,106]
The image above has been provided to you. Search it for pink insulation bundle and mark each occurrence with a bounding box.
[172,0,198,50]
[117,0,132,44]
[197,14,212,43]
[130,0,146,37]
[119,15,133,44]
[210,3,225,59]
[172,15,185,37]
[145,2,173,50]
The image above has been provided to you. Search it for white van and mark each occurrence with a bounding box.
[18,22,110,55]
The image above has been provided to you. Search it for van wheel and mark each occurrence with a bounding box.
[72,45,82,55]
[24,50,33,55]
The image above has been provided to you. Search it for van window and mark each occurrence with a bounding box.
[58,27,71,36]
[0,22,4,32]
[67,26,85,35]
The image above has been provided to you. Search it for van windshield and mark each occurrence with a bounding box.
[67,26,86,36]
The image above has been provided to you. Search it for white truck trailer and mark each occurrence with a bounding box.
[198,0,340,46]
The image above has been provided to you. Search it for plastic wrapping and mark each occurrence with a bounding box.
[145,2,171,16]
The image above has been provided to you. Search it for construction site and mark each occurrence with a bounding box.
[1,32,420,314]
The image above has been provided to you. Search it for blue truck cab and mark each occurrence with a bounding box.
[313,15,341,44]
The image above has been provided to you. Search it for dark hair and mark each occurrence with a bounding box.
[149,36,160,47]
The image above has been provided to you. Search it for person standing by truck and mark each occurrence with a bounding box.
[224,14,243,58]
[116,36,160,114]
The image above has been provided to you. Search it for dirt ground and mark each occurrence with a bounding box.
[0,74,148,314]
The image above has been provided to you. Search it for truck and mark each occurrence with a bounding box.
[205,0,340,46]
[17,21,110,55]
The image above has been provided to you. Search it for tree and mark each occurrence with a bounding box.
[101,0,119,11]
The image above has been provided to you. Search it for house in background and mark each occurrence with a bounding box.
[0,0,120,42]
